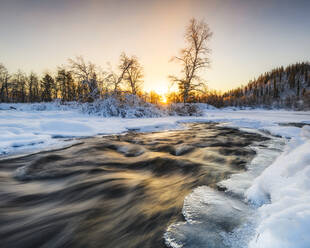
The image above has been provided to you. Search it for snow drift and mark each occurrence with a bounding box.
[246,126,310,248]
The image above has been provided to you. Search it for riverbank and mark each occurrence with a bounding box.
[1,103,309,157]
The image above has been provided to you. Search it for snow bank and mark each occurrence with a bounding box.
[0,108,184,156]
[245,126,310,248]
[217,137,285,197]
[81,95,165,118]
[1,103,309,157]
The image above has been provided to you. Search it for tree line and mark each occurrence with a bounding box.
[0,53,145,103]
[0,18,217,106]
[1,18,309,109]
[222,62,310,109]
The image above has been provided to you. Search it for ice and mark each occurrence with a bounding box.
[217,138,285,197]
[245,126,310,248]
[165,186,255,248]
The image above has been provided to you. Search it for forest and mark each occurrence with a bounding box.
[223,62,310,109]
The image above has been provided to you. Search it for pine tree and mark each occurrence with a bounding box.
[28,72,39,102]
[273,79,278,98]
[41,73,54,102]
[297,79,300,98]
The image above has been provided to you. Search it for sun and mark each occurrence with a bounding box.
[148,84,169,103]
[161,95,168,103]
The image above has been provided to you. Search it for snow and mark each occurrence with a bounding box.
[245,126,310,248]
[1,102,310,248]
[1,103,309,157]
[0,107,181,156]
[217,137,285,197]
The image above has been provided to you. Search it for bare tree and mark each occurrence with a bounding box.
[68,56,99,101]
[170,18,212,104]
[105,54,133,95]
[116,53,134,93]
[0,64,10,102]
[11,70,27,102]
[122,53,143,95]
[105,53,143,96]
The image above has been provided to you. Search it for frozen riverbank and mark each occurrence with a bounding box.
[0,102,309,156]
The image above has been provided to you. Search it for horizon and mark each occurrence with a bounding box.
[1,0,310,94]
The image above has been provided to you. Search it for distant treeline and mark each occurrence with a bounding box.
[1,60,309,109]
[222,62,310,109]
[0,56,221,106]
[0,54,149,104]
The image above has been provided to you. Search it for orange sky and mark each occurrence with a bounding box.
[1,0,310,94]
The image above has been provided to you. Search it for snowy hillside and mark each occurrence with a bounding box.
[223,62,310,109]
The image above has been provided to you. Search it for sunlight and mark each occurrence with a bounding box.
[151,85,168,96]
[161,95,168,103]
[148,83,169,103]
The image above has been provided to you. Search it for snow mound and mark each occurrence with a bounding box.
[0,97,165,118]
[81,95,165,118]
[168,103,215,116]
[40,120,96,137]
[246,125,310,248]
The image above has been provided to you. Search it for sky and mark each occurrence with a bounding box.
[1,0,310,94]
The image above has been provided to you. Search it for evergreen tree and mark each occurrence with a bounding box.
[41,73,54,102]
[297,79,300,98]
[273,79,278,98]
[28,72,39,102]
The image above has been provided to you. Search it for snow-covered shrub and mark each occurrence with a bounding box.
[195,103,218,111]
[168,103,204,116]
[81,94,166,118]
[0,97,217,118]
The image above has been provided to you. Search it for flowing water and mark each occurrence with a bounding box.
[0,123,271,248]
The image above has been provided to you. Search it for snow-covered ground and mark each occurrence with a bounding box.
[245,126,310,248]
[1,103,309,156]
[1,102,310,248]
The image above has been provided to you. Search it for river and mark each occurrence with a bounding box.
[0,123,273,248]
